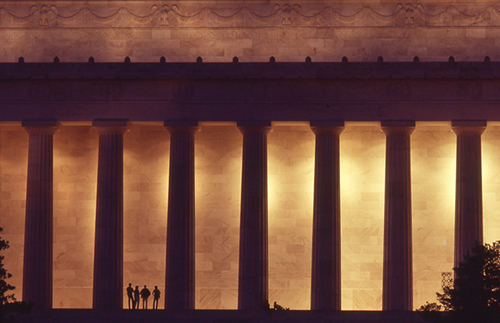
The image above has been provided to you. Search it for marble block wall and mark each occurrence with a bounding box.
[268,125,315,310]
[194,125,242,309]
[340,124,385,310]
[0,126,28,302]
[482,126,500,245]
[123,125,170,309]
[1,123,499,310]
[53,126,98,308]
[411,124,455,310]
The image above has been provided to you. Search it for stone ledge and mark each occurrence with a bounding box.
[0,61,498,80]
[13,309,425,323]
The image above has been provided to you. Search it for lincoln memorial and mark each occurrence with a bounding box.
[1,0,500,322]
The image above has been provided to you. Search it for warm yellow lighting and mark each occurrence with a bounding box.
[411,123,455,310]
[194,125,242,309]
[340,125,385,310]
[482,126,500,245]
[52,126,98,308]
[123,125,170,310]
[268,125,315,310]
[0,123,492,311]
[0,126,28,302]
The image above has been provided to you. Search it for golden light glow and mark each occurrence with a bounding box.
[268,125,315,310]
[411,123,455,309]
[123,125,170,309]
[481,125,500,245]
[340,124,385,310]
[52,126,98,308]
[194,125,242,309]
[1,123,496,310]
[0,126,28,303]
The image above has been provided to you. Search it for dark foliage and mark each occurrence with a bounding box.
[418,241,500,323]
[0,228,31,322]
[0,228,16,306]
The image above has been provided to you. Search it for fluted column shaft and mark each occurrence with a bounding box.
[92,120,128,310]
[237,123,272,310]
[164,123,199,310]
[381,121,415,311]
[22,119,59,311]
[310,122,344,311]
[452,120,486,268]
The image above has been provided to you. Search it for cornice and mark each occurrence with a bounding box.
[1,2,500,28]
[0,61,498,79]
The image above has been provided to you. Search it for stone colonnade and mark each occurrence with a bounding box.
[21,119,485,311]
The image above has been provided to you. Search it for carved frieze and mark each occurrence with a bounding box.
[1,3,500,29]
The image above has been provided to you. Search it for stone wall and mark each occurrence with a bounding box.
[3,122,499,310]
[53,126,97,308]
[482,126,500,244]
[194,125,241,309]
[411,124,455,309]
[123,125,169,309]
[340,124,385,310]
[1,1,500,63]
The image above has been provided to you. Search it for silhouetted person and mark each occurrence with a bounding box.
[134,286,140,309]
[274,301,288,310]
[140,285,151,309]
[152,286,161,309]
[126,283,135,309]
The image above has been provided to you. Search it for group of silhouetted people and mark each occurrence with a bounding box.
[126,283,161,309]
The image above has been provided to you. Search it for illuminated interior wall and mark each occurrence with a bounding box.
[194,125,242,309]
[340,124,385,310]
[0,126,28,302]
[123,124,170,309]
[53,126,98,308]
[411,123,455,309]
[0,122,495,310]
[268,125,315,310]
[482,125,500,244]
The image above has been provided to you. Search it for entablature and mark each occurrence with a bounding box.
[1,61,500,122]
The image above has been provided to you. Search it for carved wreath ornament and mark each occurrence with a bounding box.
[0,3,498,28]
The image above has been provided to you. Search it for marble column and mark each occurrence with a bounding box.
[164,121,199,310]
[452,120,486,268]
[22,119,59,311]
[92,119,128,310]
[381,120,415,311]
[237,122,272,310]
[310,121,344,311]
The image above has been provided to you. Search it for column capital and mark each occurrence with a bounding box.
[452,120,486,135]
[164,120,198,127]
[310,120,345,135]
[164,120,199,135]
[93,119,129,135]
[381,120,415,136]
[22,118,59,135]
[237,121,272,136]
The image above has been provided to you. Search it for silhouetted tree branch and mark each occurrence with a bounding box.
[0,227,31,322]
[418,241,500,323]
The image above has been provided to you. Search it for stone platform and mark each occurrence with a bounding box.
[13,309,425,323]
